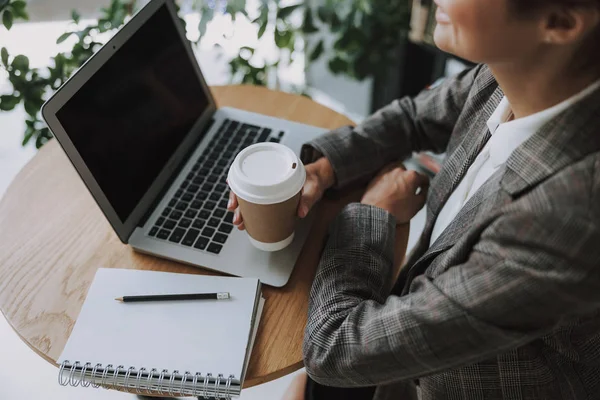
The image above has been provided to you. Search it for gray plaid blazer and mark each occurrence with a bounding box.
[301,65,600,400]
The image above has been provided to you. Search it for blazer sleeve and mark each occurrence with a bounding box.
[302,203,600,387]
[301,65,485,189]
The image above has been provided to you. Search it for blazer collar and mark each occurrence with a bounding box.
[501,83,600,197]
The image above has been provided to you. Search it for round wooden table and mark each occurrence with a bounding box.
[0,85,356,390]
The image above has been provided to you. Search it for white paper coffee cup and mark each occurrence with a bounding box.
[228,143,306,252]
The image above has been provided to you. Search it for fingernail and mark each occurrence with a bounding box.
[301,205,309,217]
[227,198,233,208]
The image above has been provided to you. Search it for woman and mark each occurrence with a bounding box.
[229,0,600,398]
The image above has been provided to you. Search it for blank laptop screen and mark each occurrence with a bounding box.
[56,5,209,222]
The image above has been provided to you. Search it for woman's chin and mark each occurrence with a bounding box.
[433,27,453,53]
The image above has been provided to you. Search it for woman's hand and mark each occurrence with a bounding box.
[228,156,336,230]
[361,163,429,224]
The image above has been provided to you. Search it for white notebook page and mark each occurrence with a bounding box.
[59,269,261,381]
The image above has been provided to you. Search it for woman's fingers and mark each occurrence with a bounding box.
[227,191,238,211]
[298,178,323,218]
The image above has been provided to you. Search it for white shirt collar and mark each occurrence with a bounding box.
[485,79,600,168]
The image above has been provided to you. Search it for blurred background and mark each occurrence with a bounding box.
[0,0,471,398]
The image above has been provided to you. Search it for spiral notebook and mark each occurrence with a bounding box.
[57,269,264,398]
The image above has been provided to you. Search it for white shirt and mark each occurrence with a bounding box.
[429,80,600,246]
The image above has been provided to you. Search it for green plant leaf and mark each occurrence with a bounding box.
[274,27,293,49]
[10,0,28,19]
[56,32,73,44]
[0,0,9,12]
[276,4,301,20]
[257,16,268,39]
[302,9,318,34]
[24,100,38,117]
[198,6,214,38]
[1,47,8,67]
[316,6,333,24]
[11,54,28,71]
[309,40,324,62]
[23,126,34,146]
[328,56,349,74]
[3,9,14,30]
[0,95,19,111]
[72,10,81,24]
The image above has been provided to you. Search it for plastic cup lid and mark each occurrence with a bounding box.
[227,143,306,205]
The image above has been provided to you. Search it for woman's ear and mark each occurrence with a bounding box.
[541,6,600,45]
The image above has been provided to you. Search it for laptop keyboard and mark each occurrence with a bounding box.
[147,118,286,254]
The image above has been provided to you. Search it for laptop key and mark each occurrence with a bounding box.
[257,129,270,142]
[169,228,186,243]
[187,172,194,180]
[204,160,215,168]
[180,180,190,189]
[181,229,200,247]
[193,176,205,185]
[204,201,216,210]
[185,209,197,219]
[192,219,205,229]
[207,175,218,183]
[269,137,280,143]
[175,189,183,198]
[213,233,228,244]
[157,229,170,240]
[192,164,200,172]
[199,210,211,219]
[196,191,208,200]
[214,209,225,218]
[209,193,220,202]
[162,207,172,217]
[202,183,215,192]
[175,202,188,211]
[187,184,200,193]
[164,220,176,230]
[202,227,215,237]
[213,167,224,175]
[207,243,223,254]
[168,199,176,207]
[224,212,234,223]
[156,217,165,226]
[218,223,233,234]
[149,227,159,237]
[219,200,228,209]
[208,218,220,228]
[215,184,227,194]
[194,236,209,250]
[190,200,203,210]
[170,210,183,220]
[179,218,192,228]
[217,159,229,168]
[182,193,193,202]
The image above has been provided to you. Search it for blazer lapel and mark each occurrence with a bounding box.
[406,83,505,266]
[502,86,600,197]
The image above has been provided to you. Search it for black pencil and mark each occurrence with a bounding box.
[115,292,230,303]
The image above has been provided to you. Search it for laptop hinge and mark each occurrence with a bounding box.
[136,117,216,229]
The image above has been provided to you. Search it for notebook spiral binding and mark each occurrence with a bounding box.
[58,360,238,398]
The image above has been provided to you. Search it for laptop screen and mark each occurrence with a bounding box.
[56,5,209,222]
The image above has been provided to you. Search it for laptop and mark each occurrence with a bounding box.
[41,0,327,287]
